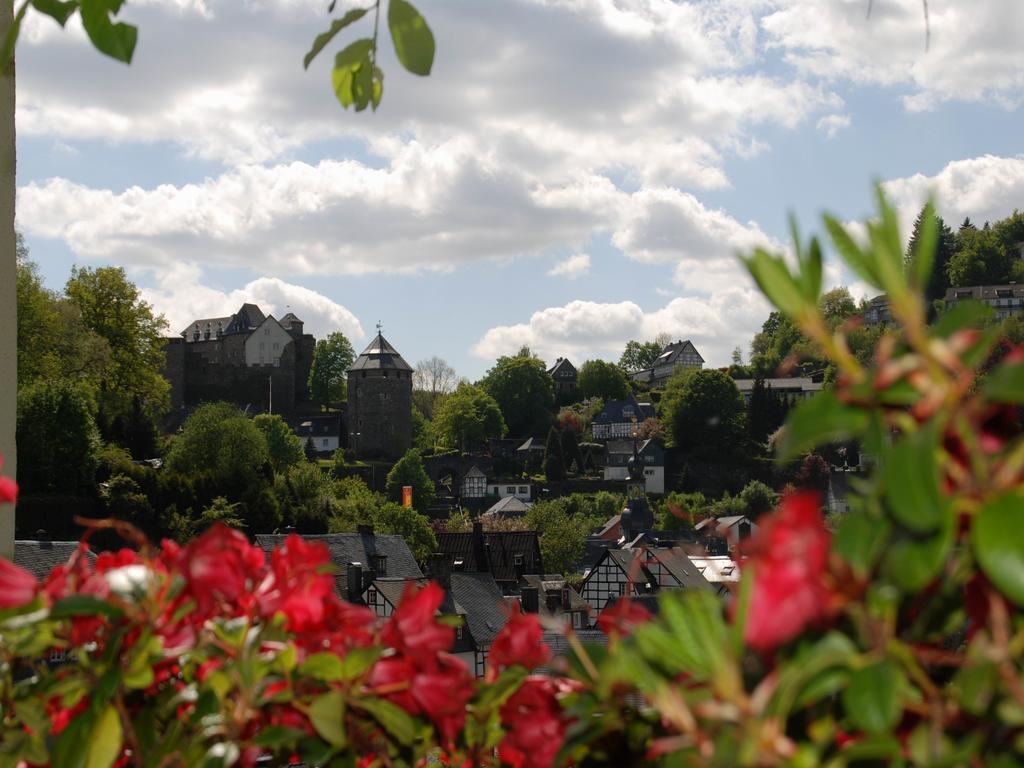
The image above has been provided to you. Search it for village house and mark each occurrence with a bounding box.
[945,284,1024,320]
[591,396,656,440]
[628,339,704,387]
[603,438,665,494]
[733,377,823,405]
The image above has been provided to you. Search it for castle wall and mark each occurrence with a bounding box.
[347,369,412,460]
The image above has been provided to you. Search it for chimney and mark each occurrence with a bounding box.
[346,562,364,603]
[521,586,539,614]
[428,552,451,591]
[561,587,571,611]
[472,522,490,573]
[358,524,377,566]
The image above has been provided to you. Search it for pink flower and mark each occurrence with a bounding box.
[0,557,37,608]
[489,603,550,672]
[0,456,17,504]
[382,582,454,665]
[597,598,651,638]
[498,677,569,768]
[738,491,832,652]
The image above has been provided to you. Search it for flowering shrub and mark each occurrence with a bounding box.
[0,189,1022,766]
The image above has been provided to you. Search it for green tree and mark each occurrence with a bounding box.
[165,403,270,492]
[747,378,787,443]
[543,427,565,481]
[385,449,436,512]
[818,287,858,331]
[64,265,169,418]
[661,369,747,456]
[16,379,100,495]
[561,427,583,475]
[308,332,356,407]
[479,353,554,438]
[738,480,778,519]
[100,473,155,533]
[905,205,956,309]
[577,359,630,401]
[413,356,457,419]
[253,413,305,471]
[619,337,668,372]
[304,436,318,462]
[538,512,585,576]
[370,503,437,563]
[276,462,335,533]
[432,382,506,452]
[122,393,160,459]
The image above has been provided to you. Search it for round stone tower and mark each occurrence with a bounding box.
[347,330,413,460]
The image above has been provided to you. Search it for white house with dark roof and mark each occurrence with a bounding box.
[591,396,656,440]
[603,438,665,494]
[628,340,704,387]
[733,377,822,405]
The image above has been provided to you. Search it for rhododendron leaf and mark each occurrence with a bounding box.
[299,652,346,681]
[983,361,1024,404]
[636,591,727,681]
[973,493,1024,607]
[475,666,527,711]
[353,697,416,746]
[882,425,947,534]
[49,595,122,619]
[339,646,382,680]
[253,725,309,749]
[823,213,882,290]
[309,689,347,747]
[775,391,869,464]
[742,249,808,320]
[85,705,123,768]
[955,661,996,716]
[770,632,856,718]
[843,659,904,735]
[835,510,891,575]
[931,299,994,338]
[882,511,954,592]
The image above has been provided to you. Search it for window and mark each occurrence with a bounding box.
[506,486,515,494]
[322,439,329,447]
[273,342,279,350]
[373,555,388,575]
[514,554,524,568]
[366,588,377,606]
[518,486,528,494]
[455,626,463,640]
[573,612,583,629]
[265,328,270,335]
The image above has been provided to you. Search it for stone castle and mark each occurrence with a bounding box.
[162,303,317,424]
[162,305,413,460]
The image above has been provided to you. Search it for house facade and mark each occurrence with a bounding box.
[591,396,656,440]
[945,284,1024,320]
[628,340,704,387]
[603,438,665,494]
[733,377,822,405]
[547,358,578,402]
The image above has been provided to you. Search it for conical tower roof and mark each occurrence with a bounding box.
[348,332,413,372]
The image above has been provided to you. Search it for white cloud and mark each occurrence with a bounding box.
[761,0,1024,110]
[816,113,850,138]
[882,154,1024,229]
[137,262,364,342]
[472,287,772,368]
[547,253,591,278]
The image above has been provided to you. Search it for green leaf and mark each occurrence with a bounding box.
[882,510,954,592]
[910,199,938,290]
[932,299,994,338]
[955,661,996,716]
[49,594,123,619]
[972,492,1024,606]
[299,652,346,681]
[843,658,903,735]
[308,689,347,748]
[53,708,95,768]
[882,424,947,534]
[303,7,369,69]
[331,38,373,108]
[353,697,417,746]
[86,705,124,768]
[78,0,136,63]
[339,646,382,680]
[834,510,891,575]
[803,235,823,303]
[983,361,1024,404]
[253,725,309,749]
[823,213,882,290]
[775,390,869,464]
[388,0,434,75]
[32,0,78,26]
[742,249,807,319]
[2,1,31,73]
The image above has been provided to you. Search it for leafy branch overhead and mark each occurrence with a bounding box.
[304,0,435,112]
[3,0,138,71]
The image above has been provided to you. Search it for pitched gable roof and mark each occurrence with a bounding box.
[547,358,577,378]
[438,530,543,583]
[483,495,533,517]
[348,333,413,372]
[450,572,508,646]
[252,532,422,596]
[14,540,94,581]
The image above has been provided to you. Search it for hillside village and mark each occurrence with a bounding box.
[12,207,1024,676]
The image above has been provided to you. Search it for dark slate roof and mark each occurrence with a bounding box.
[224,303,266,335]
[279,312,302,328]
[516,437,545,452]
[522,574,589,613]
[593,396,654,425]
[14,541,94,581]
[547,358,577,378]
[180,315,233,339]
[450,572,508,647]
[253,532,422,596]
[348,333,413,372]
[654,339,704,365]
[438,530,543,584]
[601,547,711,592]
[483,496,533,517]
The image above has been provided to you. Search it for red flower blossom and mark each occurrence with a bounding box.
[738,491,832,652]
[177,524,265,615]
[498,677,569,768]
[0,557,37,609]
[489,603,550,672]
[411,654,474,746]
[382,582,454,665]
[0,455,16,504]
[369,656,419,713]
[257,534,334,632]
[597,597,651,638]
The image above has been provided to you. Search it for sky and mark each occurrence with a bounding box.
[13,0,1024,380]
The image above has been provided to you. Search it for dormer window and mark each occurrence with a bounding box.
[373,555,387,575]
